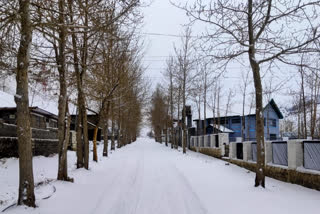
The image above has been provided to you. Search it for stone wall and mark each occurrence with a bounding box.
[0,121,59,158]
[33,139,59,157]
[0,122,16,137]
[0,137,58,158]
[0,137,18,158]
[229,159,320,191]
[199,147,222,159]
[0,122,58,139]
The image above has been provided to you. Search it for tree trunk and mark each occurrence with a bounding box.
[300,69,307,138]
[16,0,35,207]
[56,0,72,182]
[170,74,174,149]
[111,99,115,150]
[203,73,207,135]
[103,101,110,156]
[103,122,109,157]
[176,87,181,149]
[182,76,187,154]
[68,0,84,169]
[93,126,98,162]
[76,108,84,168]
[81,0,90,170]
[248,0,265,187]
[242,85,246,140]
[57,102,72,182]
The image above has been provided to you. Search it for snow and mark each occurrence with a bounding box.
[210,124,234,133]
[0,91,16,108]
[0,90,59,115]
[1,137,320,214]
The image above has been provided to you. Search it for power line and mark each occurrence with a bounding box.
[139,32,204,38]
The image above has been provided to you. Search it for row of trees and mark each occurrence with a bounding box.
[151,0,320,189]
[0,0,146,207]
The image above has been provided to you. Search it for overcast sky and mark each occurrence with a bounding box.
[142,0,189,85]
[141,0,298,119]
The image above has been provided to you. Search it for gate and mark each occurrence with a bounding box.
[236,143,243,160]
[272,141,288,166]
[224,144,229,157]
[215,135,219,148]
[304,141,320,171]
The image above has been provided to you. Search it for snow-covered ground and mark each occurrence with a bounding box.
[1,137,320,214]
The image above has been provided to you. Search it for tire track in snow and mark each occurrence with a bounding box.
[170,163,208,214]
[90,153,133,214]
[97,145,145,214]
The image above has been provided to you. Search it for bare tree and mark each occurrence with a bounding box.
[15,0,35,207]
[178,0,320,187]
[174,27,195,154]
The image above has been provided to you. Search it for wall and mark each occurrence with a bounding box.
[30,113,47,129]
[0,122,59,158]
[228,140,320,191]
[229,158,320,191]
[191,137,320,191]
[0,122,58,139]
[0,137,58,158]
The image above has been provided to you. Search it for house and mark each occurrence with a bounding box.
[0,107,58,129]
[193,99,284,141]
[70,114,103,141]
[0,90,60,157]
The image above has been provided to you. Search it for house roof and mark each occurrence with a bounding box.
[0,90,59,115]
[31,107,58,120]
[0,106,58,120]
[193,99,283,121]
[193,115,240,121]
[266,99,284,119]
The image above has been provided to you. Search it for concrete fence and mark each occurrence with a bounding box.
[229,140,320,191]
[190,133,229,158]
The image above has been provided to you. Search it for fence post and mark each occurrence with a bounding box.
[229,142,236,159]
[264,141,272,164]
[243,141,252,162]
[204,135,207,147]
[288,140,303,170]
[210,134,214,148]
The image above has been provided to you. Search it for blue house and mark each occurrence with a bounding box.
[193,99,283,141]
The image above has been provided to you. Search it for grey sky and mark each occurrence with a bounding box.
[141,0,299,119]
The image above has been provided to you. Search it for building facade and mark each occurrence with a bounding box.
[0,107,58,129]
[194,99,283,141]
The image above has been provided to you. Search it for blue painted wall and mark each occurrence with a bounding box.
[198,103,281,141]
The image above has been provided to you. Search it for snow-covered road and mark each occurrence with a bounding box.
[1,137,320,214]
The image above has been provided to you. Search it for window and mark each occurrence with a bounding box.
[264,118,277,127]
[232,118,241,124]
[35,116,41,128]
[270,119,276,127]
[219,118,228,124]
[270,134,277,140]
[9,114,15,119]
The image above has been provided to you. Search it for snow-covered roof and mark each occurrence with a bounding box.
[0,90,59,115]
[209,124,234,133]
